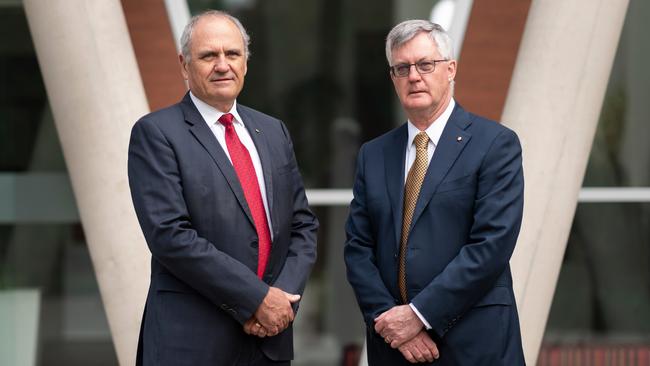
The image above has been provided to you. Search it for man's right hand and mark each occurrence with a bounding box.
[397,330,439,363]
[254,287,300,336]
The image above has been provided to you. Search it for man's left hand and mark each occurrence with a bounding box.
[244,317,270,338]
[374,305,423,348]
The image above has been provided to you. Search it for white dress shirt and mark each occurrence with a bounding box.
[404,98,456,329]
[190,92,273,236]
[404,98,455,182]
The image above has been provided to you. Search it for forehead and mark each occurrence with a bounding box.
[391,32,440,63]
[191,16,244,51]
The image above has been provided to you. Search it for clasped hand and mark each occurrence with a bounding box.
[244,287,300,338]
[375,305,440,363]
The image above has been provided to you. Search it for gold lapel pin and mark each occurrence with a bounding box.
[457,136,463,142]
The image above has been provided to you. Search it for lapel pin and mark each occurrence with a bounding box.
[457,136,463,142]
[255,128,261,134]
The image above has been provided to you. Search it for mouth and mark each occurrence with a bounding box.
[210,77,233,83]
[408,90,427,96]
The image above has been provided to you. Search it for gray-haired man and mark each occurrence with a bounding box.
[345,20,525,365]
[129,10,318,366]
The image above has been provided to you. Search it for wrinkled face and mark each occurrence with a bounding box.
[180,16,247,111]
[390,32,456,116]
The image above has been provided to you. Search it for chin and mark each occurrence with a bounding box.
[209,91,236,101]
[403,99,432,111]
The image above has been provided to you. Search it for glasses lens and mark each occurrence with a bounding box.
[394,64,410,77]
[416,61,435,73]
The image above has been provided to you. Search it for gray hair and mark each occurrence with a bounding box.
[180,10,251,62]
[385,20,453,65]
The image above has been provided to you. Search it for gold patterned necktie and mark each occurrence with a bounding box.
[398,131,430,303]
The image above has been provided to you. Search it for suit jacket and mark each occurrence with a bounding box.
[128,93,318,365]
[344,104,525,365]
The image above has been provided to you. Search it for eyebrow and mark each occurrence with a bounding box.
[197,47,243,57]
[395,56,437,64]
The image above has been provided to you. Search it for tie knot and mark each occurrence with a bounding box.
[414,131,429,150]
[218,113,234,127]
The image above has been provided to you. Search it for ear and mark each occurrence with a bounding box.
[179,53,189,80]
[446,59,457,81]
[389,67,397,82]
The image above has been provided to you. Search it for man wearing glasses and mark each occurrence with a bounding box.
[345,20,525,365]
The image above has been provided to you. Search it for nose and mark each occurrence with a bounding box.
[213,55,229,73]
[407,65,421,82]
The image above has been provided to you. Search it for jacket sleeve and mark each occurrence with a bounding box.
[128,117,269,325]
[411,128,524,338]
[271,122,319,300]
[344,144,398,327]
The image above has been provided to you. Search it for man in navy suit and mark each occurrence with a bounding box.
[128,10,318,365]
[344,20,525,365]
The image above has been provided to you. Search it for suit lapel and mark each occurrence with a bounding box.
[181,94,255,227]
[409,105,472,231]
[384,125,408,248]
[238,105,277,238]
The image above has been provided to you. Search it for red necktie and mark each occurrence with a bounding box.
[218,113,271,278]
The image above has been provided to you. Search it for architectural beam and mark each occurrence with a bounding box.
[503,0,630,363]
[23,1,151,364]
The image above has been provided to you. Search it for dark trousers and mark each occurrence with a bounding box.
[236,336,291,366]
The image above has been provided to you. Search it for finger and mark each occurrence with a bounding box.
[420,335,439,359]
[389,332,404,346]
[414,341,434,363]
[405,342,424,363]
[268,325,280,336]
[374,319,386,333]
[401,349,416,363]
[420,348,434,363]
[284,293,301,303]
[244,319,257,334]
[289,308,296,323]
[391,338,407,349]
[375,311,387,322]
[412,348,426,363]
[284,310,294,324]
[277,320,289,333]
[251,323,263,337]
[266,329,277,337]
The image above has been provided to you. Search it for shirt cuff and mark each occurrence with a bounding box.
[409,303,432,330]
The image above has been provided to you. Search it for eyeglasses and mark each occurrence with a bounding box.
[389,59,449,78]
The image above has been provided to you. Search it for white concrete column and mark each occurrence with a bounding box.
[22,1,151,365]
[502,0,629,364]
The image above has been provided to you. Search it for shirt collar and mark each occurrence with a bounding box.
[407,98,456,149]
[189,91,245,127]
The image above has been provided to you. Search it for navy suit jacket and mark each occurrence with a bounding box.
[344,104,525,365]
[128,93,318,365]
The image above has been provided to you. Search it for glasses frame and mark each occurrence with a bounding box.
[389,59,449,78]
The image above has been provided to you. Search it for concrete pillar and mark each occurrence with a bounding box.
[22,1,151,365]
[502,0,630,364]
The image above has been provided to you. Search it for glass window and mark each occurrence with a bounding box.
[0,5,117,365]
[543,0,650,362]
